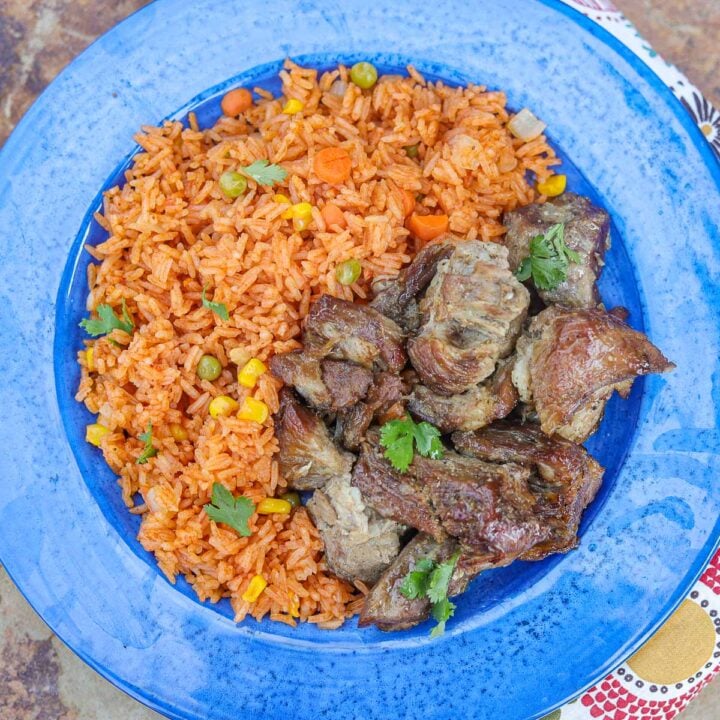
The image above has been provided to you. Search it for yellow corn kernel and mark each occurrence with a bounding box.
[273,193,294,220]
[257,498,293,515]
[238,357,267,388]
[85,423,109,446]
[282,98,304,115]
[242,574,267,603]
[209,395,239,418]
[288,592,300,618]
[237,397,269,424]
[169,423,188,441]
[536,174,567,197]
[85,347,95,372]
[291,202,313,231]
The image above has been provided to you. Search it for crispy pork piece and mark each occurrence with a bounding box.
[408,358,518,433]
[511,306,674,442]
[304,295,407,372]
[358,533,460,630]
[307,475,404,585]
[453,422,604,557]
[320,360,374,409]
[274,389,354,490]
[352,434,445,540]
[503,193,610,309]
[335,372,408,451]
[414,452,549,557]
[269,353,373,412]
[408,241,530,395]
[370,241,455,331]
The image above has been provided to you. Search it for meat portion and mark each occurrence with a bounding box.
[352,434,445,540]
[353,435,550,561]
[408,241,530,395]
[503,193,610,309]
[307,475,404,585]
[370,241,454,331]
[511,306,674,442]
[335,372,408,451]
[414,452,549,558]
[304,295,407,372]
[453,422,604,557]
[270,351,330,409]
[320,360,374,409]
[409,358,518,433]
[358,533,460,631]
[274,389,354,490]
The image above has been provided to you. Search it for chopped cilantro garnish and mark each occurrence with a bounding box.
[379,415,444,472]
[204,482,255,537]
[79,300,134,337]
[240,159,288,187]
[399,551,461,637]
[136,423,157,464]
[515,223,580,291]
[201,285,230,321]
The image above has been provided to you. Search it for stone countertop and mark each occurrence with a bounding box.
[0,1,718,719]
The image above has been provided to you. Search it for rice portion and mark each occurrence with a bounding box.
[75,60,558,627]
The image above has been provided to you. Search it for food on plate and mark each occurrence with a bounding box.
[75,59,672,634]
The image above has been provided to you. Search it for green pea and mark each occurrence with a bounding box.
[350,62,378,90]
[219,170,247,198]
[280,491,301,508]
[197,354,222,381]
[335,258,362,286]
[404,144,419,159]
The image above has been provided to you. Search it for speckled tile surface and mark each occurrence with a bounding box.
[0,2,718,719]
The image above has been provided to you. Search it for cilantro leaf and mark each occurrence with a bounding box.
[379,415,444,472]
[240,159,288,187]
[201,285,230,321]
[204,482,255,537]
[79,300,134,337]
[429,597,456,638]
[413,421,444,460]
[136,423,158,464]
[426,551,460,604]
[399,558,435,600]
[514,222,579,291]
[399,551,460,637]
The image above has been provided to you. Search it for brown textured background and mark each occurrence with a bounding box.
[0,1,718,718]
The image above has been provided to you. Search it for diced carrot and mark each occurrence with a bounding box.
[406,213,449,241]
[321,203,347,229]
[221,88,253,116]
[313,147,352,184]
[401,189,415,217]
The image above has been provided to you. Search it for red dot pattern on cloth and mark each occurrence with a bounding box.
[700,549,720,595]
[579,670,720,719]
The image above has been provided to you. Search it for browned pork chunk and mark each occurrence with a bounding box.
[335,372,408,451]
[352,433,446,540]
[414,452,549,558]
[408,241,530,395]
[274,389,354,490]
[453,422,604,557]
[306,475,404,585]
[304,295,407,373]
[511,306,674,442]
[370,241,454,331]
[408,358,518,433]
[503,193,610,308]
[358,533,460,631]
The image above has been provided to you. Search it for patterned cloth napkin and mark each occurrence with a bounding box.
[549,4,720,719]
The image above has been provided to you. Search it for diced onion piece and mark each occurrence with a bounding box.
[329,80,348,96]
[508,108,546,141]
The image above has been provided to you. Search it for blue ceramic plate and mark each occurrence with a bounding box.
[0,1,719,718]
